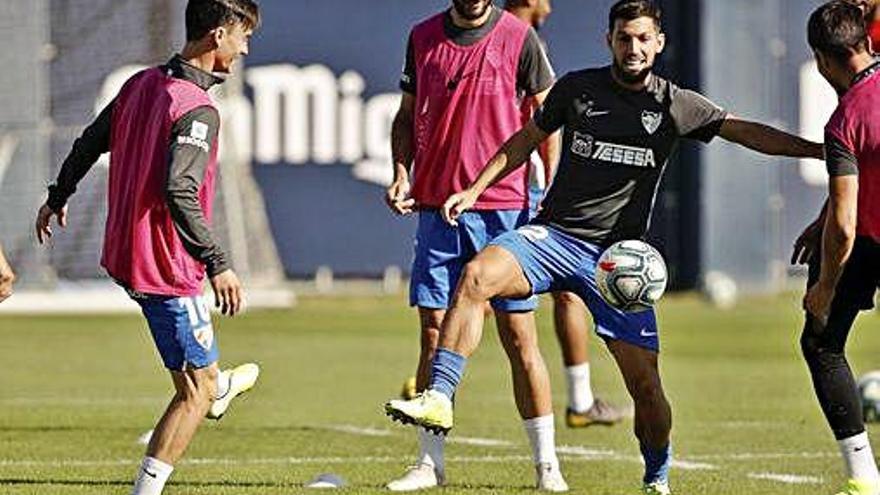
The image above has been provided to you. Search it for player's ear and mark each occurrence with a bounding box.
[606,30,612,49]
[210,25,227,49]
[656,29,666,54]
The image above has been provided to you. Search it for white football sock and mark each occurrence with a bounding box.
[418,429,445,473]
[838,432,880,482]
[566,363,595,412]
[524,415,559,468]
[131,456,173,495]
[215,370,231,400]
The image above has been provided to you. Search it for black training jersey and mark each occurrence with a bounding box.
[533,67,727,246]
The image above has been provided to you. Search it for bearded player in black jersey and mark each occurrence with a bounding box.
[384,1,823,493]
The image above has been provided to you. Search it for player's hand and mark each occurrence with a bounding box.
[385,177,415,216]
[35,203,67,244]
[804,281,835,326]
[441,189,478,226]
[0,261,15,304]
[791,219,822,265]
[210,269,244,317]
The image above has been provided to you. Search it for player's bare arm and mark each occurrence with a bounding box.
[792,200,828,265]
[0,243,15,303]
[530,88,560,183]
[386,92,416,216]
[718,116,824,159]
[442,120,548,225]
[804,175,859,322]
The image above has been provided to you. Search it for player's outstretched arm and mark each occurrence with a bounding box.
[36,100,114,243]
[442,121,548,225]
[0,243,15,303]
[718,116,824,159]
[386,92,416,216]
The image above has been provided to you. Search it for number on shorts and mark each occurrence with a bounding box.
[518,225,549,242]
[179,296,211,327]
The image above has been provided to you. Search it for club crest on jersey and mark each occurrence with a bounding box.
[571,131,594,159]
[191,121,209,140]
[641,110,663,135]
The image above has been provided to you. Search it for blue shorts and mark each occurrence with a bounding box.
[129,291,220,370]
[490,224,660,351]
[410,209,538,312]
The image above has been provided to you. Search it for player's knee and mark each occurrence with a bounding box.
[800,328,843,369]
[459,261,493,302]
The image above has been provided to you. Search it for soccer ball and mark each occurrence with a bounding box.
[858,371,880,423]
[595,240,668,313]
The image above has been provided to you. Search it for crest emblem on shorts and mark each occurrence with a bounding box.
[641,110,663,135]
[193,325,214,351]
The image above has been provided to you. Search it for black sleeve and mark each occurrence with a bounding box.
[825,133,859,177]
[517,28,555,96]
[399,32,416,95]
[165,106,230,277]
[669,87,728,143]
[47,101,114,211]
[533,74,571,134]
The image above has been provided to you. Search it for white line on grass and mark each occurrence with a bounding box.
[748,472,824,484]
[0,421,832,487]
[0,455,610,468]
[322,425,393,437]
[689,452,838,461]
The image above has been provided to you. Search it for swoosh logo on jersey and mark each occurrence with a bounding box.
[640,328,658,337]
[585,109,610,118]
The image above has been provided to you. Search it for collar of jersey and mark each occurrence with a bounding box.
[164,55,225,91]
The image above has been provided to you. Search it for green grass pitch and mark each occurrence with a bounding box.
[1,292,879,494]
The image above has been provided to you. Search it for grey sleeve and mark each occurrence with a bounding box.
[47,101,114,211]
[165,106,230,277]
[517,28,555,96]
[825,133,859,177]
[669,87,728,143]
[533,74,571,134]
[399,32,416,95]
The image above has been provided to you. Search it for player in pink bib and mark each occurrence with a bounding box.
[35,2,261,494]
[384,0,567,491]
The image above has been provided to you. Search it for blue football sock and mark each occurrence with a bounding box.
[430,348,467,400]
[641,443,671,484]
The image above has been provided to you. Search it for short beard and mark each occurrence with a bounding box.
[612,58,653,85]
[452,0,492,21]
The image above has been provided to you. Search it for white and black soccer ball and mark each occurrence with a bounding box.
[595,240,668,313]
[858,371,880,423]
